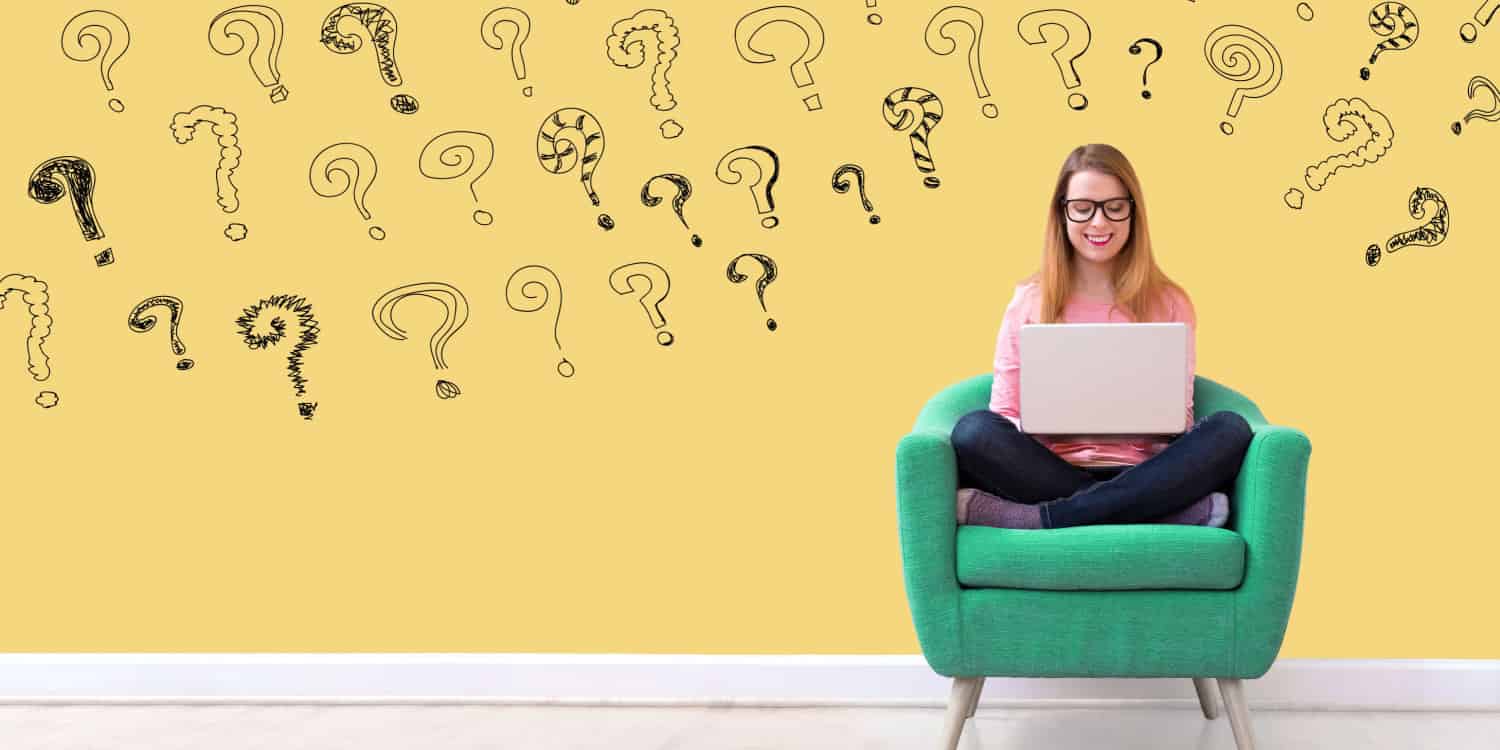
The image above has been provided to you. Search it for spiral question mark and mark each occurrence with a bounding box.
[310,142,384,240]
[506,264,574,377]
[61,10,129,112]
[925,6,997,118]
[608,261,673,346]
[831,164,879,224]
[481,7,533,97]
[726,253,779,331]
[1128,38,1162,99]
[209,5,289,102]
[641,173,701,246]
[883,87,944,188]
[419,130,495,226]
[128,296,193,371]
[716,146,781,228]
[1204,24,1284,135]
[372,282,469,399]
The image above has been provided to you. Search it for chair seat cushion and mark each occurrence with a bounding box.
[955,524,1246,590]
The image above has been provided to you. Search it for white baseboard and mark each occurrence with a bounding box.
[0,655,1495,711]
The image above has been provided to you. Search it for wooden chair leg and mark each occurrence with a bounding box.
[965,676,986,718]
[939,676,983,750]
[1217,677,1257,750]
[1191,677,1220,719]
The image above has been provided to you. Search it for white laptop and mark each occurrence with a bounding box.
[1019,322,1188,437]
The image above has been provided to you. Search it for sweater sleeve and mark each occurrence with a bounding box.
[987,284,1031,428]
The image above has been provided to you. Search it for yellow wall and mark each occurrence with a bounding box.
[3,1,1493,655]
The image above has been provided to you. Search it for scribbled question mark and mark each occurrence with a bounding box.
[926,6,997,119]
[1283,97,1393,210]
[726,253,779,332]
[607,8,681,137]
[1128,38,1162,99]
[608,261,674,346]
[235,294,320,419]
[128,296,193,371]
[1204,24,1284,135]
[734,5,827,112]
[506,264,574,377]
[321,3,418,113]
[28,156,107,250]
[1366,186,1449,267]
[831,164,879,224]
[1360,3,1418,81]
[61,10,129,112]
[1016,8,1091,111]
[716,146,781,229]
[641,173,701,247]
[0,274,59,408]
[883,87,944,188]
[481,7,533,97]
[310,142,385,240]
[372,282,468,399]
[1452,75,1500,134]
[419,130,495,226]
[209,5,289,103]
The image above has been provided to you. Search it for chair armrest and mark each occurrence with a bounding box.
[1229,423,1312,678]
[895,429,964,675]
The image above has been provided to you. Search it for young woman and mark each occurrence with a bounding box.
[950,144,1253,530]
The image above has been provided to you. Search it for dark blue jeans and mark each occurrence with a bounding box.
[950,410,1254,528]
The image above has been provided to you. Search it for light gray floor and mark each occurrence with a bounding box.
[1,705,1498,749]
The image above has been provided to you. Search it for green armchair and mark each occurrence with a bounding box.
[895,374,1310,750]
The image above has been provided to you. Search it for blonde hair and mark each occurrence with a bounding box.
[1021,144,1185,323]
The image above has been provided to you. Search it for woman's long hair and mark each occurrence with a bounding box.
[1021,144,1186,323]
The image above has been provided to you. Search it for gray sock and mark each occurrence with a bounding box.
[961,489,1043,530]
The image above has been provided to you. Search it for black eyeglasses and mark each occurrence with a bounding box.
[1060,197,1134,222]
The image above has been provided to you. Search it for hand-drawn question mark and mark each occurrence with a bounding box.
[1360,3,1418,81]
[1128,38,1162,99]
[1016,8,1091,111]
[607,9,683,137]
[726,253,779,331]
[310,142,385,240]
[372,282,468,399]
[128,296,193,371]
[209,5,289,103]
[321,3,418,114]
[1204,24,1284,135]
[419,130,495,226]
[0,274,59,408]
[1283,97,1394,210]
[235,294,320,419]
[926,6,997,118]
[481,7,533,97]
[641,173,701,246]
[537,107,613,230]
[883,87,944,189]
[1366,187,1449,267]
[865,1,882,25]
[29,156,110,266]
[1460,0,1500,42]
[506,264,574,377]
[609,261,673,346]
[61,10,129,113]
[716,146,781,229]
[734,5,826,112]
[1452,75,1500,134]
[170,104,245,240]
[831,164,879,224]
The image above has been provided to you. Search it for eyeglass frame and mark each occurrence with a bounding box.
[1059,196,1135,222]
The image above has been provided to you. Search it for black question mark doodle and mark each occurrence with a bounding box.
[1017,8,1091,111]
[1128,38,1162,99]
[235,294,320,419]
[883,87,943,188]
[507,264,575,378]
[209,5,289,103]
[1367,186,1449,267]
[482,7,533,97]
[607,9,683,138]
[310,142,385,240]
[128,296,194,371]
[1283,97,1394,210]
[733,5,827,112]
[1204,24,1284,135]
[170,104,246,241]
[1453,75,1500,134]
[716,146,781,228]
[61,9,129,112]
[925,6,998,119]
[608,261,673,346]
[0,274,59,408]
[831,164,879,224]
[418,130,496,226]
[29,156,110,265]
[372,283,469,399]
[641,173,701,246]
[321,3,417,113]
[1360,3,1418,81]
[727,253,779,332]
[537,107,613,229]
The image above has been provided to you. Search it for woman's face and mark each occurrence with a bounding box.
[1062,170,1133,267]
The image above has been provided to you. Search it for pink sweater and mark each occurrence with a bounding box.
[988,280,1196,467]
